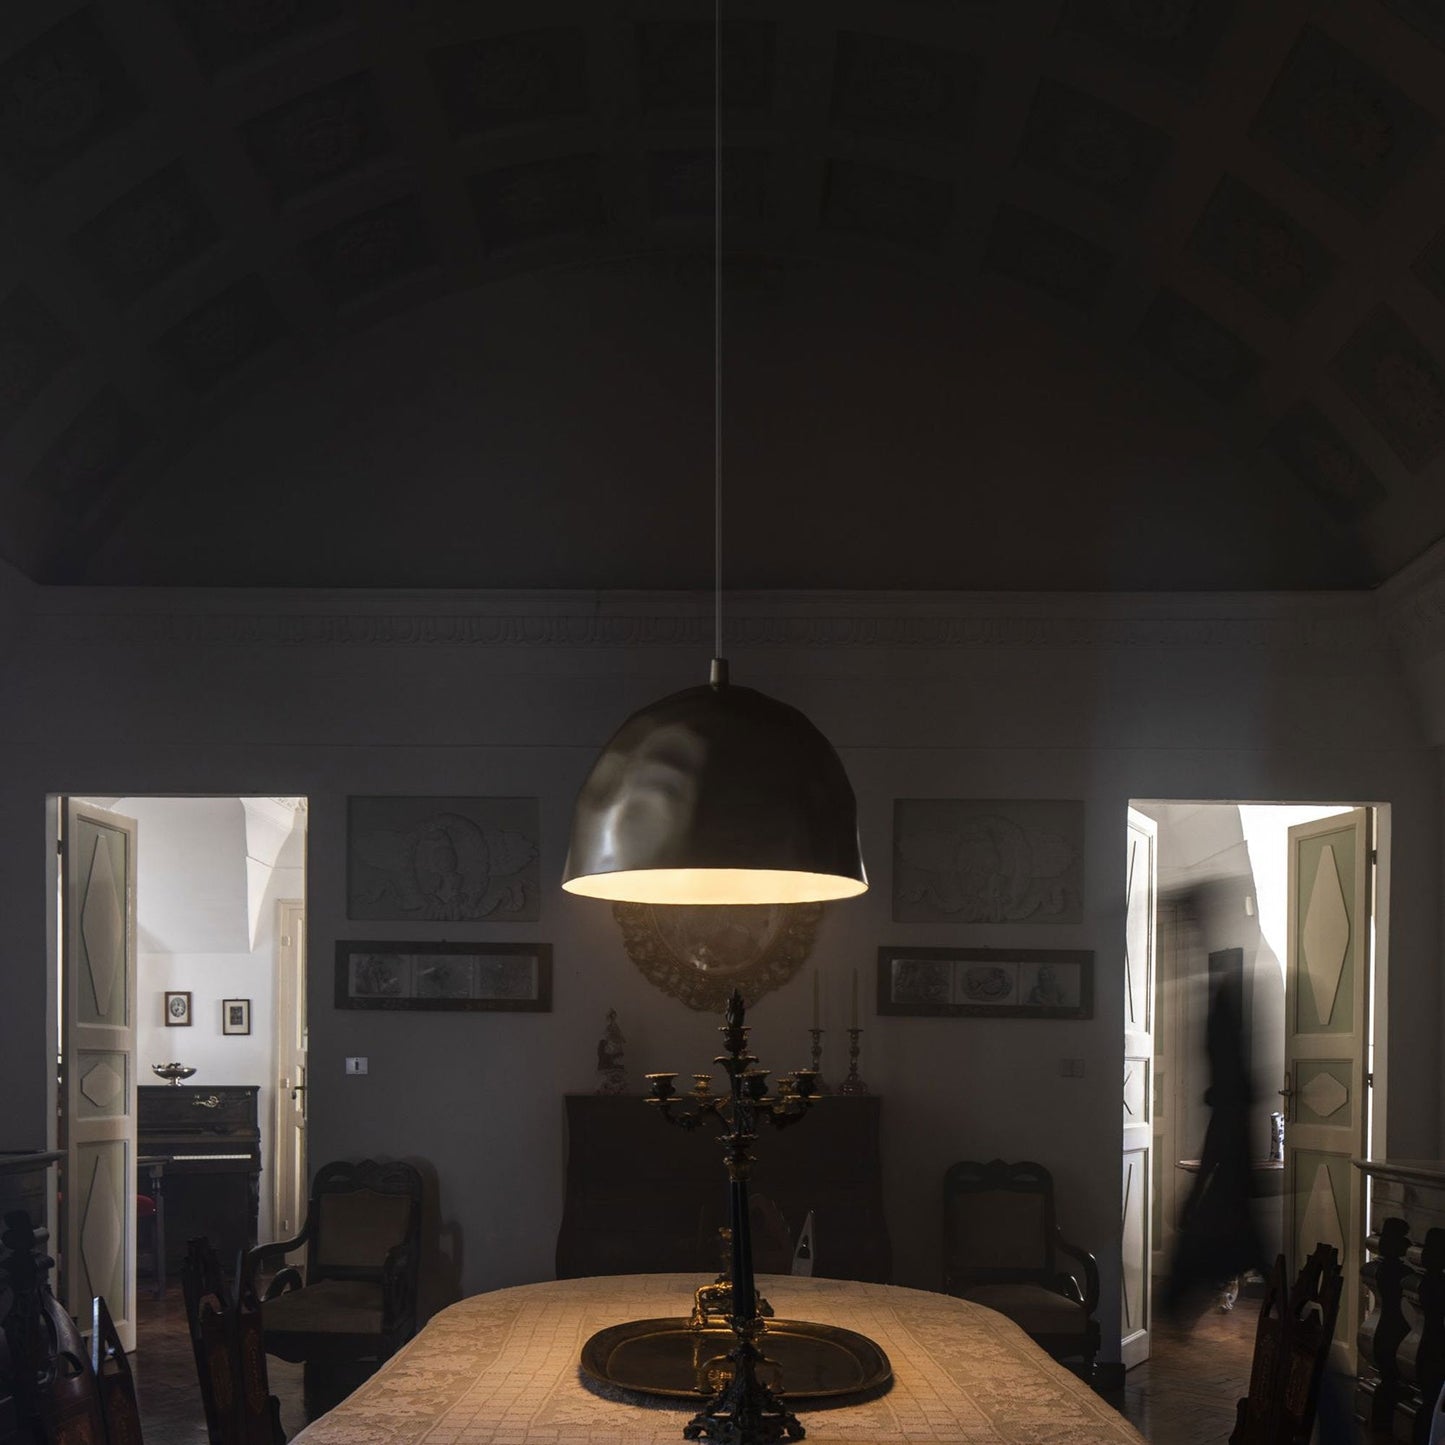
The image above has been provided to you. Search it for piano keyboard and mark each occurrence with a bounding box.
[168,1152,254,1162]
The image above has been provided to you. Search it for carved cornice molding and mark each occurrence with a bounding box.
[29,593,1383,653]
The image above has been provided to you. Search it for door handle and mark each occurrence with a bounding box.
[290,1084,307,1102]
[1277,1071,1294,1123]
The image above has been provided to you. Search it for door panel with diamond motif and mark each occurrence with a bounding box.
[1122,808,1156,1369]
[1284,808,1370,1372]
[64,801,139,1351]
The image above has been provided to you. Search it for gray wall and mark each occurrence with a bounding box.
[0,585,1439,1360]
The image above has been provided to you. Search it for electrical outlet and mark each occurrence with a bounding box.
[345,1056,368,1076]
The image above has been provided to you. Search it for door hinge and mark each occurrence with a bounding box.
[1366,1072,1375,1088]
[1369,848,1378,866]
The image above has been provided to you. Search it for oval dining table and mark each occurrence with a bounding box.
[291,1273,1145,1445]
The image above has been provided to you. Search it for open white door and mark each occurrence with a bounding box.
[1283,808,1371,1372]
[62,800,139,1350]
[1122,807,1157,1368]
[273,898,308,1245]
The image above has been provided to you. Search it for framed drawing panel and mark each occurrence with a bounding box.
[877,946,1093,1019]
[335,941,552,1012]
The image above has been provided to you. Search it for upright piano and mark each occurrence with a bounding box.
[137,1084,261,1277]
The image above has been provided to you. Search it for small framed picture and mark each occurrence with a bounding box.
[222,998,251,1035]
[164,991,192,1027]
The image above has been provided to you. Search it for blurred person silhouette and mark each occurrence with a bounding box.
[1164,969,1266,1317]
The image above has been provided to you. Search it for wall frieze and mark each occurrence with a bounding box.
[31,605,1380,652]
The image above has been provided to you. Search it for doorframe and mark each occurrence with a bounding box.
[272,896,307,1245]
[46,791,313,1331]
[1123,797,1389,1366]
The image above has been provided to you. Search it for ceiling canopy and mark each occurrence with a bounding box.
[2,0,1444,590]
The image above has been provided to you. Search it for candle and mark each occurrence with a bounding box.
[851,969,858,1028]
[812,971,820,1029]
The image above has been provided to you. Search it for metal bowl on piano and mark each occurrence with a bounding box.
[151,1062,197,1086]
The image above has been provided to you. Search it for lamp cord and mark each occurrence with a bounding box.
[713,0,723,667]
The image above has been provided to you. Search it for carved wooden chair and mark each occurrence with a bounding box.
[1229,1243,1343,1445]
[247,1160,422,1418]
[182,1236,285,1445]
[91,1295,143,1445]
[0,1208,109,1445]
[941,1160,1100,1372]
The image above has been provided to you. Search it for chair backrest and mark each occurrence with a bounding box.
[182,1237,234,1445]
[0,1209,106,1445]
[183,1239,285,1445]
[306,1161,422,1283]
[943,1160,1057,1290]
[91,1295,143,1445]
[1232,1243,1343,1445]
[232,1260,284,1445]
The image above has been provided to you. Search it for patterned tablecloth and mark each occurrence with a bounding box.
[292,1274,1144,1445]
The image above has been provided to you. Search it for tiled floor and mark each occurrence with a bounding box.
[132,1287,307,1444]
[1116,1294,1259,1442]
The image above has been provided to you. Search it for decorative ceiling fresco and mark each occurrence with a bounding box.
[1,0,1445,588]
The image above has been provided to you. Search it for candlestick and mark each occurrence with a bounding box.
[639,989,818,1443]
[808,1028,831,1095]
[839,1027,869,1095]
[812,971,820,1030]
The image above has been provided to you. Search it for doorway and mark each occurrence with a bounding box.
[52,795,308,1347]
[1124,799,1383,1382]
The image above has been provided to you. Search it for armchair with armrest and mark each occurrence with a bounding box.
[247,1159,422,1418]
[942,1159,1101,1373]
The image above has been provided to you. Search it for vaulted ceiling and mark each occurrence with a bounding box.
[2,0,1444,590]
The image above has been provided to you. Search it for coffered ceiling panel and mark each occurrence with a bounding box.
[0,0,1443,590]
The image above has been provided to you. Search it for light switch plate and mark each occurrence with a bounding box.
[345,1056,368,1075]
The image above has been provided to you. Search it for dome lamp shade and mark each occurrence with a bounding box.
[563,659,868,905]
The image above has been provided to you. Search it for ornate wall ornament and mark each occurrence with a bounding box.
[157,275,283,390]
[0,11,142,184]
[983,204,1115,310]
[1265,403,1385,523]
[26,390,148,522]
[893,799,1085,925]
[1252,25,1435,215]
[168,0,343,76]
[1333,305,1445,472]
[429,28,588,138]
[347,795,540,922]
[1061,0,1233,81]
[612,901,823,1012]
[831,31,979,146]
[1190,176,1335,319]
[1138,288,1260,401]
[71,162,219,302]
[470,154,605,254]
[637,20,775,114]
[242,72,388,204]
[302,195,433,304]
[1020,79,1172,211]
[822,158,953,251]
[649,148,771,223]
[0,287,74,438]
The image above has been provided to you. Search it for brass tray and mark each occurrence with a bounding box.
[580,1317,892,1401]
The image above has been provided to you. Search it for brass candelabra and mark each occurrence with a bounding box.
[645,989,819,1444]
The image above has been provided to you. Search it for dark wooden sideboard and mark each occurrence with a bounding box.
[556,1094,890,1283]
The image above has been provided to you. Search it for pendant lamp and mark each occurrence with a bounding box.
[562,5,867,908]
